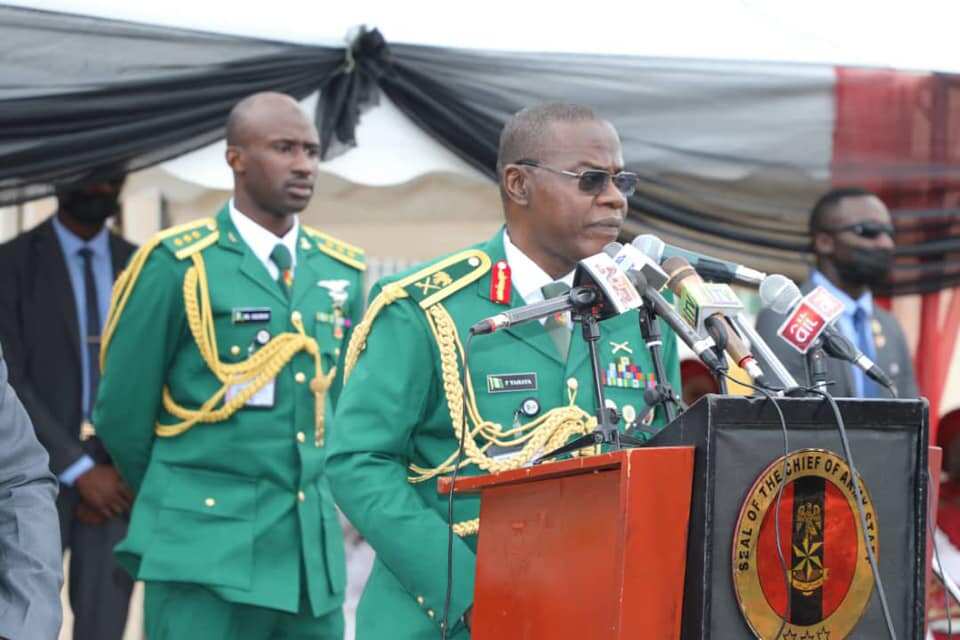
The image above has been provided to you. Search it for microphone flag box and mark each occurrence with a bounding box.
[677,281,744,335]
[776,285,844,353]
[574,252,643,316]
[611,243,668,290]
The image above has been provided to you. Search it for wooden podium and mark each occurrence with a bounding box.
[439,447,695,639]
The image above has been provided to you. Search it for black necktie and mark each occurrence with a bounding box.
[78,247,100,417]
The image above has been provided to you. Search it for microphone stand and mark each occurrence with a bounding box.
[536,309,647,463]
[637,303,681,423]
[703,316,729,395]
[805,341,830,394]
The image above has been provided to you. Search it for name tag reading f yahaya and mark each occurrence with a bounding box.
[225,379,276,408]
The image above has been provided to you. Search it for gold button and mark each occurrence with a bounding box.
[204,498,216,507]
[297,490,306,502]
[174,238,183,246]
[291,311,302,323]
[230,345,240,356]
[427,609,435,619]
[622,404,637,424]
[295,372,306,383]
[468,256,480,267]
[297,431,306,443]
[566,377,579,391]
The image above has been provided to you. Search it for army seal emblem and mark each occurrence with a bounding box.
[732,449,878,639]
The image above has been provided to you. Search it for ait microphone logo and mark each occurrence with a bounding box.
[776,286,844,354]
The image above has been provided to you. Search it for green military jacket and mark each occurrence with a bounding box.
[327,229,681,639]
[93,205,365,616]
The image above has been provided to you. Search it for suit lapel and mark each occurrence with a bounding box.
[217,208,288,306]
[36,220,82,361]
[291,231,322,308]
[474,230,564,365]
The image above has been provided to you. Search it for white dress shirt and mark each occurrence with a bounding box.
[229,200,299,279]
[502,230,575,325]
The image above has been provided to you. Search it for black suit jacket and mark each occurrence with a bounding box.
[754,279,919,398]
[0,218,136,475]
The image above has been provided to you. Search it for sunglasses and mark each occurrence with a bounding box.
[515,160,639,196]
[821,221,896,239]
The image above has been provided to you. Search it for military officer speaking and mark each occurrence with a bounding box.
[93,92,364,639]
[327,103,681,638]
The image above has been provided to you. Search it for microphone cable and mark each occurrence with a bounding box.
[441,332,475,639]
[803,387,898,640]
[721,372,792,639]
[928,469,954,637]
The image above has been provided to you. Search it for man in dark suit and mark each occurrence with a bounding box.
[756,187,918,398]
[0,339,63,640]
[0,176,137,639]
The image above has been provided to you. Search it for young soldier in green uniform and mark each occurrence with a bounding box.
[327,104,682,638]
[93,92,364,639]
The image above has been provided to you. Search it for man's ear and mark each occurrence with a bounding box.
[225,145,244,173]
[502,165,530,206]
[813,230,834,257]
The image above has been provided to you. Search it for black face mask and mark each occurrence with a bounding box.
[834,246,894,287]
[58,190,120,224]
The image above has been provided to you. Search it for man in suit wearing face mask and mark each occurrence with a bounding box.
[0,175,136,639]
[756,187,918,398]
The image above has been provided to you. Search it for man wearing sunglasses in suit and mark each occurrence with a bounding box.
[327,103,681,638]
[756,187,918,398]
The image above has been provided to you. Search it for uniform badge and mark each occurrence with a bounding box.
[601,356,650,389]
[871,319,886,349]
[316,310,352,340]
[732,449,878,640]
[317,279,351,309]
[489,260,511,305]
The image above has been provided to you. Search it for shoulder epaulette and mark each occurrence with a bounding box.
[393,249,491,309]
[158,218,219,260]
[303,226,366,271]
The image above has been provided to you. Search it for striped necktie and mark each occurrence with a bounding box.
[541,281,572,360]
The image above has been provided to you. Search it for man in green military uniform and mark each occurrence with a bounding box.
[94,92,364,639]
[327,103,681,638]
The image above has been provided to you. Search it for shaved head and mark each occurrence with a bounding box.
[224,91,320,231]
[226,92,309,147]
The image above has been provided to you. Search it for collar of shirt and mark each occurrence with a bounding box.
[810,269,873,319]
[502,229,575,311]
[229,199,299,279]
[51,213,111,261]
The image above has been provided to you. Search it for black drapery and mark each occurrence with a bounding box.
[2,5,958,295]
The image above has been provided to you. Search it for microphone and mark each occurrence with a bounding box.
[616,264,725,374]
[633,234,766,287]
[758,274,896,394]
[661,256,764,380]
[470,251,643,335]
[469,286,599,335]
[604,241,668,290]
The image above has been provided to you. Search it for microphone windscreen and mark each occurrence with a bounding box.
[759,274,801,314]
[632,234,665,262]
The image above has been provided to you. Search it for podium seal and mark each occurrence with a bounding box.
[732,449,878,639]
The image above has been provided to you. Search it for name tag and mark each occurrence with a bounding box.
[232,307,272,324]
[226,379,275,408]
[487,373,538,394]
